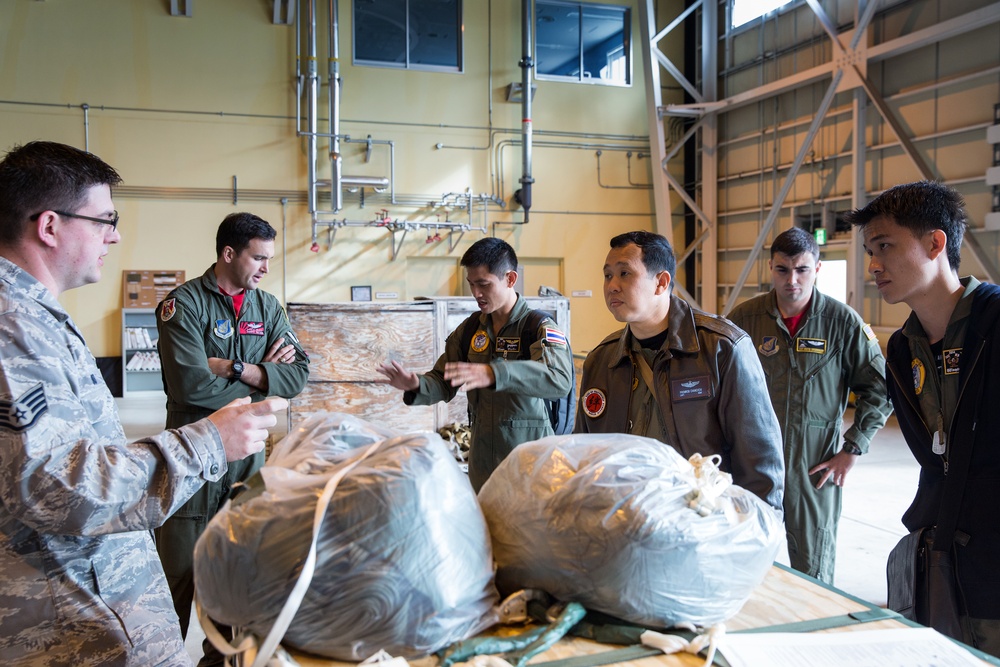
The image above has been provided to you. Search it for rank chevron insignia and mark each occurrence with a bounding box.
[0,383,49,432]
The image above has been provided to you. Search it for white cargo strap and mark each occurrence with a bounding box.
[198,438,387,667]
[639,624,725,667]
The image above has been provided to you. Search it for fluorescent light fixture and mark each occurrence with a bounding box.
[732,0,791,29]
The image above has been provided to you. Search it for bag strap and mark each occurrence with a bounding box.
[634,353,659,408]
[520,310,550,358]
[199,438,388,667]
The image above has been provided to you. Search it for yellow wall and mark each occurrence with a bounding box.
[0,0,659,357]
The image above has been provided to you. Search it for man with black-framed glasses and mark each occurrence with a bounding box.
[0,140,287,666]
[34,208,121,229]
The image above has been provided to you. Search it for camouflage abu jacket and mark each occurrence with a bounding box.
[0,257,226,666]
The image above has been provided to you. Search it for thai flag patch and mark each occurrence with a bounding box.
[544,327,567,346]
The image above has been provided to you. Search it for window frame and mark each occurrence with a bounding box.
[352,0,464,73]
[534,0,632,87]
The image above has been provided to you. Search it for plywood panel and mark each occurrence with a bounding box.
[288,302,436,382]
[288,297,570,433]
[290,381,436,433]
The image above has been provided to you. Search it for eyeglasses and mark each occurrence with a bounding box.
[30,209,119,231]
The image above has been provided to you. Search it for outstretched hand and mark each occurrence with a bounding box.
[207,396,289,462]
[377,360,420,391]
[443,361,495,391]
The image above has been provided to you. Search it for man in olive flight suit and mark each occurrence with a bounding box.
[378,237,575,492]
[729,227,890,583]
[155,212,309,666]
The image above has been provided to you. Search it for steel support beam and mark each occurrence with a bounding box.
[639,0,678,244]
[700,0,718,312]
[848,88,868,314]
[723,71,844,317]
[867,2,1000,62]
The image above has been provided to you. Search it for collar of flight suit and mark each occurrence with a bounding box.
[606,293,702,368]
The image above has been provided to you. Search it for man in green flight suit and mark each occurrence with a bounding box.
[155,212,310,666]
[729,227,891,583]
[378,237,575,492]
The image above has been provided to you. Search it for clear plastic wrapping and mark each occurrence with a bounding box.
[194,413,500,660]
[478,433,782,628]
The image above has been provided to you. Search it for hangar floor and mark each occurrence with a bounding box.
[116,396,918,663]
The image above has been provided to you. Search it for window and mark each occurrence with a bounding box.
[353,0,462,71]
[731,0,791,29]
[535,0,631,86]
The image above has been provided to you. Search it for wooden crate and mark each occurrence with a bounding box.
[287,297,571,434]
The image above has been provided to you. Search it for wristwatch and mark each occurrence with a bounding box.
[231,360,244,381]
[843,442,863,456]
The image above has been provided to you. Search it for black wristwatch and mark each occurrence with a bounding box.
[231,360,244,381]
[843,442,863,456]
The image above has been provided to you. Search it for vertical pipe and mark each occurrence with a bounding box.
[295,0,302,136]
[389,140,397,204]
[517,0,534,220]
[329,0,343,212]
[82,104,90,153]
[307,0,319,215]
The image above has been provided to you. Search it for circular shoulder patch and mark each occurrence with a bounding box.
[582,388,607,418]
[471,330,490,353]
[911,358,925,396]
[160,298,176,322]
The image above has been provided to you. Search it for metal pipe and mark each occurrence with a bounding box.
[343,136,397,204]
[329,0,343,211]
[515,0,534,220]
[81,104,90,152]
[316,175,390,188]
[307,0,319,215]
[295,0,302,135]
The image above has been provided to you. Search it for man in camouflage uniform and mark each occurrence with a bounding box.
[155,213,309,666]
[0,141,285,666]
[378,237,574,491]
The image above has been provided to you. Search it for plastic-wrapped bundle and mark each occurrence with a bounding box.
[478,433,782,628]
[194,412,499,661]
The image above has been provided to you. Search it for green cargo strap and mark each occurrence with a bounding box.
[739,606,899,634]
[438,602,587,667]
[529,608,901,667]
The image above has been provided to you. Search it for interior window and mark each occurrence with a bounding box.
[354,0,463,71]
[536,0,630,86]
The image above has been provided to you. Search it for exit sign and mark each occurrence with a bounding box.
[814,228,828,245]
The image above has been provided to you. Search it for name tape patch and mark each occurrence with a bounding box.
[671,375,712,402]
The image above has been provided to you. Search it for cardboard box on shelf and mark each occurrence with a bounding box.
[123,270,185,308]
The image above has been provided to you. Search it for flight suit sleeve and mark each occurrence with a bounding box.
[717,335,786,511]
[255,301,310,399]
[491,316,574,400]
[157,291,255,410]
[404,327,462,407]
[842,320,892,454]
[0,312,227,537]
